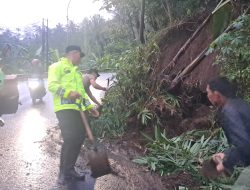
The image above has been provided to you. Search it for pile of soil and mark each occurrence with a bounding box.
[153,10,220,92]
[138,10,222,140]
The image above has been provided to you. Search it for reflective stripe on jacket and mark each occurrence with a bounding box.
[48,57,93,112]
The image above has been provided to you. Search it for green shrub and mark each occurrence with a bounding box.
[90,42,179,137]
[134,127,242,189]
[211,14,250,102]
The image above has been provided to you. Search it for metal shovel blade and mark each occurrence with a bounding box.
[80,111,112,178]
[88,148,112,178]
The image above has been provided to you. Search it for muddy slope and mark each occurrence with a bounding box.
[155,11,220,91]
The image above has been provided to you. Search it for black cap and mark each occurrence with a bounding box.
[88,69,100,77]
[65,45,85,58]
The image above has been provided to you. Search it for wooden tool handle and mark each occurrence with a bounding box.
[80,111,95,142]
[107,78,110,88]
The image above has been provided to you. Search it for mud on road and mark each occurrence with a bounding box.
[44,126,167,190]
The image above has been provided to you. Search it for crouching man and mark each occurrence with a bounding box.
[206,77,250,174]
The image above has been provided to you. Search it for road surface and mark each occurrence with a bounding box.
[0,73,113,190]
[0,73,165,190]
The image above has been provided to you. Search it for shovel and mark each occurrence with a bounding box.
[80,111,112,178]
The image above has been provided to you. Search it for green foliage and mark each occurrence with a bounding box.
[90,44,154,135]
[212,0,232,39]
[90,42,180,136]
[0,26,62,73]
[90,85,126,137]
[100,0,218,32]
[137,109,153,126]
[134,128,228,175]
[49,49,60,63]
[1,0,220,73]
[134,127,242,189]
[170,0,205,19]
[211,14,250,101]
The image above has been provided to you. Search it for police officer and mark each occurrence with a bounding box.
[48,45,99,184]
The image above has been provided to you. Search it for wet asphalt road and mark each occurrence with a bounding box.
[0,73,113,190]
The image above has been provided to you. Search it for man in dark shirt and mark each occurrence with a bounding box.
[206,77,250,173]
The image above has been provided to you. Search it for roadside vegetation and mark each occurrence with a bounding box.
[1,0,250,189]
[210,13,250,102]
[90,1,250,189]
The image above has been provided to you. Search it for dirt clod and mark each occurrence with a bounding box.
[201,159,220,179]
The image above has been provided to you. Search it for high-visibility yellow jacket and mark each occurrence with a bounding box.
[48,57,93,112]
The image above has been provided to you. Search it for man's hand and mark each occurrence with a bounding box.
[68,91,81,101]
[95,104,103,110]
[90,108,100,118]
[212,153,225,173]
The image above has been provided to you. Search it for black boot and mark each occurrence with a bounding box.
[65,169,85,181]
[57,171,67,185]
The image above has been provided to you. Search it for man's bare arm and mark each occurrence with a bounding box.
[90,79,107,91]
[85,88,101,106]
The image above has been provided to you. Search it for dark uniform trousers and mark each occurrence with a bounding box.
[56,109,85,175]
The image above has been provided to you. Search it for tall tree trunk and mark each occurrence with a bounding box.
[139,0,146,44]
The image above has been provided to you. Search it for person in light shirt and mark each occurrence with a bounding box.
[83,69,107,107]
